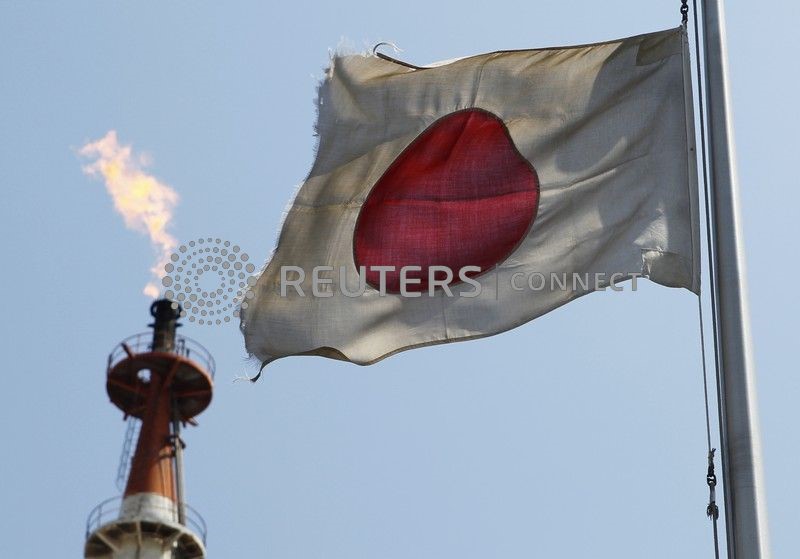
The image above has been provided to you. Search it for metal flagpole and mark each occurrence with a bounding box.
[699,1,770,557]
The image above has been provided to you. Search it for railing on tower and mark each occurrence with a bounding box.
[85,496,208,544]
[106,332,216,379]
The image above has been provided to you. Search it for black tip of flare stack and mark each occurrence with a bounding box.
[149,298,182,353]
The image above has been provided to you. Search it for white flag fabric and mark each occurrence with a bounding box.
[241,27,699,367]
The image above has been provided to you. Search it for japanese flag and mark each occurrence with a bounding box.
[241,27,699,367]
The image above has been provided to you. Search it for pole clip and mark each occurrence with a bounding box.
[168,433,186,450]
[706,448,720,520]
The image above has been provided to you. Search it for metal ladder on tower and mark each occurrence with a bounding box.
[116,417,141,492]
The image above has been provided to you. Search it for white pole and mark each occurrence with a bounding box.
[699,1,770,557]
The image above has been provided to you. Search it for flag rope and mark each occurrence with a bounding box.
[688,0,723,556]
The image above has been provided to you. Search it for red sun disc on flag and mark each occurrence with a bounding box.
[354,108,539,293]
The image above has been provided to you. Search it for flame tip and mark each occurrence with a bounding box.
[81,130,178,297]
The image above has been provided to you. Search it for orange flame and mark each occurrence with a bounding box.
[80,131,178,298]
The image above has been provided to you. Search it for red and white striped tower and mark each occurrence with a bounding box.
[85,300,214,559]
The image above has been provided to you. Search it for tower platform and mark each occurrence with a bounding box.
[85,495,207,559]
[106,332,215,421]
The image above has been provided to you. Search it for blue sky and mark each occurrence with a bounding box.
[1,1,797,557]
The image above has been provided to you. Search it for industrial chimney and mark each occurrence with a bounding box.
[85,300,214,559]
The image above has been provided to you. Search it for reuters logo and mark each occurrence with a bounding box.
[160,238,257,325]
